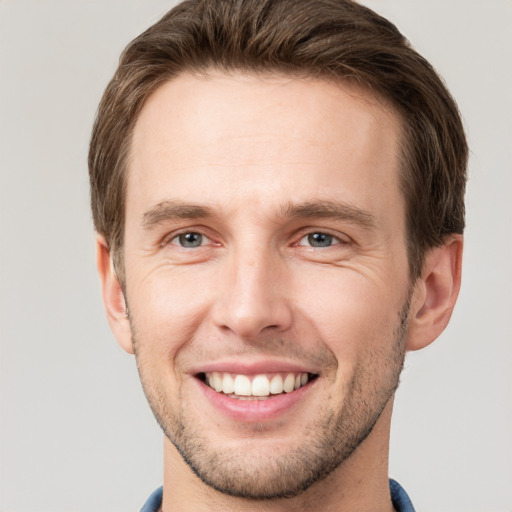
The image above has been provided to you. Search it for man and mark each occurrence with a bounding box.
[89,0,467,510]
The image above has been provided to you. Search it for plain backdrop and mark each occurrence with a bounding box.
[0,1,510,511]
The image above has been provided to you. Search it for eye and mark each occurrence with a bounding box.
[170,232,208,248]
[299,232,341,248]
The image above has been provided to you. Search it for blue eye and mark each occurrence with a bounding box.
[172,232,205,248]
[300,233,339,247]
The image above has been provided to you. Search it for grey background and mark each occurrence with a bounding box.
[1,1,510,511]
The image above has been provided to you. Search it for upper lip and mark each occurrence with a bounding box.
[189,358,320,376]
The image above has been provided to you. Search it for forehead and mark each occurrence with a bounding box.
[127,72,404,225]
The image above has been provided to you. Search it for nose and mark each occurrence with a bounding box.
[212,249,293,339]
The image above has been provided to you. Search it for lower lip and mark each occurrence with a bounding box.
[196,378,315,422]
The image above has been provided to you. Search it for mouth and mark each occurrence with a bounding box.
[198,371,318,400]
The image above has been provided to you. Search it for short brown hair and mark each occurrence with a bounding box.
[89,0,467,281]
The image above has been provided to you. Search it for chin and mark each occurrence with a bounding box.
[148,379,395,500]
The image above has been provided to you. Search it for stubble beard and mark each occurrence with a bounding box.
[132,298,410,500]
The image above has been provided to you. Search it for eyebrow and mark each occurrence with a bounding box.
[142,200,215,229]
[142,199,376,230]
[280,201,376,229]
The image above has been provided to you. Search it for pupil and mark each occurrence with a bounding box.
[180,232,202,247]
[308,233,332,247]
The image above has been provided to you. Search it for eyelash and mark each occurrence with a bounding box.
[296,232,345,248]
[163,229,348,250]
[165,231,213,248]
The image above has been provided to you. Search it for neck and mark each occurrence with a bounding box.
[161,401,396,512]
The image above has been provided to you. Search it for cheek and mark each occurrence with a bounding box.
[294,268,406,361]
[131,262,213,312]
[127,266,215,360]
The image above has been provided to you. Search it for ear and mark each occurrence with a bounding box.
[96,234,134,354]
[406,235,463,351]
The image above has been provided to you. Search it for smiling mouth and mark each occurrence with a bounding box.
[198,372,318,400]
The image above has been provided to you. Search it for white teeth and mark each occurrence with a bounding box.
[270,375,284,394]
[233,375,252,396]
[251,375,270,396]
[213,372,223,392]
[204,372,311,398]
[283,374,295,393]
[222,373,234,394]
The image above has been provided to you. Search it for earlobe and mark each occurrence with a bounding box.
[95,234,134,354]
[406,235,463,351]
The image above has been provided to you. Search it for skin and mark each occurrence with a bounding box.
[97,72,463,511]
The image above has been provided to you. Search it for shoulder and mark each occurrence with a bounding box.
[390,479,416,512]
[139,486,163,512]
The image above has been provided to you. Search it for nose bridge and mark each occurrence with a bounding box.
[214,240,292,338]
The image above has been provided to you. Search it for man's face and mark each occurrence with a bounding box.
[123,72,412,498]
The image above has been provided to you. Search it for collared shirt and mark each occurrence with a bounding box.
[140,479,415,511]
